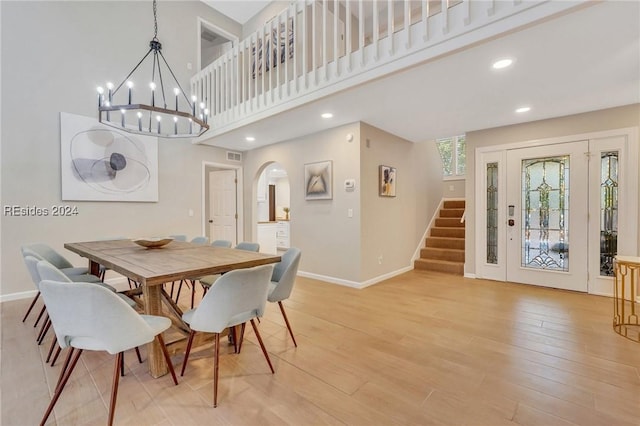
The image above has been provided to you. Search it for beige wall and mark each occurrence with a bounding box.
[465,104,640,276]
[243,122,443,285]
[360,124,442,282]
[0,1,238,297]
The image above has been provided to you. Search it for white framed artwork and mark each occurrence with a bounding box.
[60,112,158,202]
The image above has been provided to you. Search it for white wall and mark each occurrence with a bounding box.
[465,104,640,276]
[0,1,238,298]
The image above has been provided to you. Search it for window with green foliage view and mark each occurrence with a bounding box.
[436,135,465,178]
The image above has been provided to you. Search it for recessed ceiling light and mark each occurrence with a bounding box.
[492,58,514,69]
[245,136,255,142]
[321,113,333,119]
[515,106,531,113]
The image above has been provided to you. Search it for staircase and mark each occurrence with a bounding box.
[414,200,465,275]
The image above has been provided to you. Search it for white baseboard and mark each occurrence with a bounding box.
[464,272,476,279]
[298,265,413,289]
[1,289,38,303]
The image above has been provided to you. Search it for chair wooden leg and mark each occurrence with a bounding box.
[51,346,63,366]
[237,323,246,354]
[108,353,123,426]
[250,319,274,374]
[157,334,178,385]
[232,325,238,353]
[22,292,40,322]
[190,280,196,309]
[213,333,220,408]
[135,346,143,363]
[180,330,196,376]
[46,337,58,363]
[278,301,298,347]
[55,348,75,391]
[174,280,185,303]
[40,348,83,426]
[37,317,51,345]
[34,305,46,328]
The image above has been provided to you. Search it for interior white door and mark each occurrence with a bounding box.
[209,169,237,245]
[506,141,589,292]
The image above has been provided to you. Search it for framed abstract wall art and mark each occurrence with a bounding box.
[60,112,158,202]
[379,165,396,197]
[304,160,332,200]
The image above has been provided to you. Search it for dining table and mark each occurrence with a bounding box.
[64,239,281,377]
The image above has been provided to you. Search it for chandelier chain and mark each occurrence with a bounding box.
[153,0,158,40]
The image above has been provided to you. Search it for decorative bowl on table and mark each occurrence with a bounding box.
[133,237,174,248]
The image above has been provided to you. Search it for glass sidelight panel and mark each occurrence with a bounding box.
[521,156,569,271]
[486,162,498,264]
[600,151,619,276]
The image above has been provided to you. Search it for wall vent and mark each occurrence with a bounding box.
[226,151,242,162]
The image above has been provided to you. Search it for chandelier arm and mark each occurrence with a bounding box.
[158,51,194,108]
[156,56,168,109]
[112,48,154,96]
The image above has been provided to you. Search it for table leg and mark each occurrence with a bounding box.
[142,284,168,378]
[89,260,101,277]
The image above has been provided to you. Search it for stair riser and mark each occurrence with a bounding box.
[443,200,465,209]
[414,259,464,275]
[435,218,465,228]
[431,228,465,238]
[420,248,465,262]
[426,238,465,250]
[439,209,465,218]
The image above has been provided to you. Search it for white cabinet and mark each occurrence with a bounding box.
[276,221,290,250]
[257,223,277,254]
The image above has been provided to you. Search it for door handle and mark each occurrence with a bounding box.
[208,220,213,223]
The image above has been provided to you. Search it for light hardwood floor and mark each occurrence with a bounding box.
[2,270,639,425]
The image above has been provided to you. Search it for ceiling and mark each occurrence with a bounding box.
[200,1,639,151]
[202,0,272,25]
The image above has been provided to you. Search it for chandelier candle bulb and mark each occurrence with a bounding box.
[137,112,143,131]
[126,81,134,104]
[150,82,156,107]
[173,116,178,135]
[96,87,104,107]
[156,115,161,134]
[174,88,180,111]
[204,109,209,124]
[191,95,197,116]
[120,109,126,127]
[106,82,114,103]
[189,118,193,134]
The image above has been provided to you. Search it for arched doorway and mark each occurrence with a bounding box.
[255,162,290,254]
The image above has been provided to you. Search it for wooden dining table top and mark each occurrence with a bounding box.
[65,239,281,286]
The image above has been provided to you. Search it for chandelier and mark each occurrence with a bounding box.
[96,0,209,138]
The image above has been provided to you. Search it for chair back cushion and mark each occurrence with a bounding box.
[39,280,157,354]
[269,248,301,303]
[36,260,73,283]
[21,243,73,269]
[211,240,232,248]
[23,256,43,289]
[188,264,273,333]
[235,242,260,252]
[190,236,209,245]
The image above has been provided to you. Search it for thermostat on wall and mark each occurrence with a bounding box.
[344,179,356,191]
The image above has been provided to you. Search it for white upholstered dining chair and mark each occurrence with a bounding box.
[37,280,178,426]
[268,247,302,347]
[180,264,275,407]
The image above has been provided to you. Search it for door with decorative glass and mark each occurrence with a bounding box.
[477,131,636,294]
[506,141,589,292]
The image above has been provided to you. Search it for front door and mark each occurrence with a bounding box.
[477,130,637,294]
[506,141,589,292]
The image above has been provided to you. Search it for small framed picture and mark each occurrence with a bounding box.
[304,160,332,200]
[379,165,396,197]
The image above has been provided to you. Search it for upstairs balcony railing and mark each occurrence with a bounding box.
[191,0,585,138]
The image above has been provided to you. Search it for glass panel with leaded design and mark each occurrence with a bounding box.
[600,151,618,276]
[521,156,569,272]
[486,162,498,264]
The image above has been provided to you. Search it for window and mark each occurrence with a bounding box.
[436,135,466,178]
